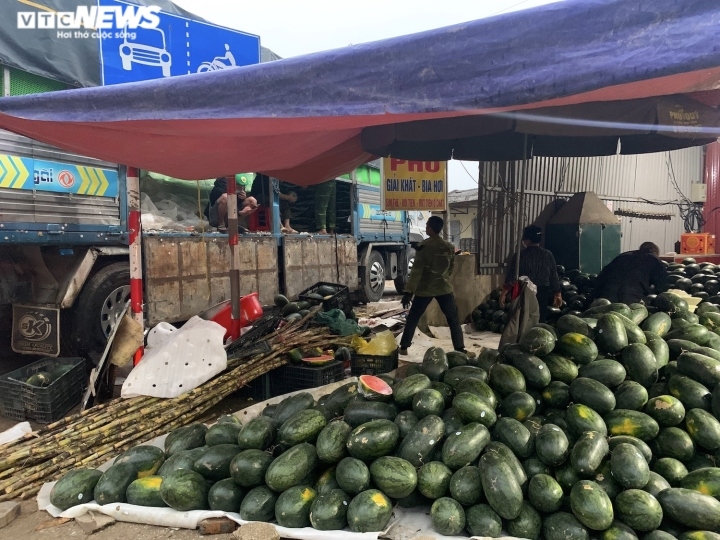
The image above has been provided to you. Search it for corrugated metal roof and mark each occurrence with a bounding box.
[448,188,478,205]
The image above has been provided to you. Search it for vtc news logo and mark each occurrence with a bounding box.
[17,5,161,30]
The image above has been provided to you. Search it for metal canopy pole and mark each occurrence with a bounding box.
[127,166,144,366]
[226,175,242,340]
[476,162,482,275]
[514,135,529,280]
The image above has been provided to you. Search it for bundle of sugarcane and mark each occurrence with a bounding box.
[0,312,349,502]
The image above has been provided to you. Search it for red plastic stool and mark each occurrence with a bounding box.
[199,293,264,341]
[249,206,271,232]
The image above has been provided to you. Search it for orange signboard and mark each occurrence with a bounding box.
[381,158,447,211]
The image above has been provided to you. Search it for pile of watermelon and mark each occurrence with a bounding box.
[473,257,720,336]
[472,267,598,334]
[48,290,720,538]
[665,258,720,300]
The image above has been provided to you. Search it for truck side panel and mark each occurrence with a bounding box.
[357,184,406,242]
[142,234,279,326]
[0,129,126,245]
[281,236,358,299]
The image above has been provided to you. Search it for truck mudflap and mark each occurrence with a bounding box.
[11,304,60,357]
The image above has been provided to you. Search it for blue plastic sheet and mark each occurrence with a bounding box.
[0,0,718,182]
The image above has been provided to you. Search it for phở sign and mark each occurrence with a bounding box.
[381,158,447,211]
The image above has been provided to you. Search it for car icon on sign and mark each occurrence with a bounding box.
[119,27,172,77]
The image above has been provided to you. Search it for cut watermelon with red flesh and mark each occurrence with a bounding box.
[359,375,393,400]
[301,355,335,366]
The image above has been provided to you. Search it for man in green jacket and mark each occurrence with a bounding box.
[399,216,470,356]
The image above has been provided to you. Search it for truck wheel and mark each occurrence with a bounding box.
[393,247,416,293]
[359,250,386,303]
[69,262,131,364]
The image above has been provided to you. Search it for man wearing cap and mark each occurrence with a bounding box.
[501,225,562,323]
[399,215,474,357]
[204,174,258,232]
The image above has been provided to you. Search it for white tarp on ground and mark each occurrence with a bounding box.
[121,317,227,399]
[0,421,31,445]
[38,377,519,540]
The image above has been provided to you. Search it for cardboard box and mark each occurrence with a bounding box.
[681,233,715,254]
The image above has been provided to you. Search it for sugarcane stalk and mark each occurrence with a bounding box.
[44,397,125,429]
[0,397,155,461]
[0,397,136,453]
[0,391,227,496]
[0,483,39,502]
[1,452,72,493]
[0,323,336,500]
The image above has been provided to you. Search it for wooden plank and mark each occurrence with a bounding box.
[144,235,279,325]
[143,237,179,278]
[282,236,358,298]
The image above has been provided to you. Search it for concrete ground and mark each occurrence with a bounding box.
[3,500,237,540]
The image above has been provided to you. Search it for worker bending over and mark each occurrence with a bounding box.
[399,216,473,357]
[594,241,668,304]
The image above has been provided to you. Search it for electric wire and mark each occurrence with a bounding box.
[666,153,704,232]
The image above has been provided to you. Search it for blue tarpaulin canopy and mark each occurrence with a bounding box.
[0,0,719,184]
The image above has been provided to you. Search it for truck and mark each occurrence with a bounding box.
[0,2,420,365]
[0,126,416,364]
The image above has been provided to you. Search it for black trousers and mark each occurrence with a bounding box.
[400,293,465,351]
[536,285,552,323]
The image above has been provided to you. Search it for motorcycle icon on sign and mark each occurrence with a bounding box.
[197,44,236,73]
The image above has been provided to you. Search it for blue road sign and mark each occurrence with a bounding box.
[99,0,260,85]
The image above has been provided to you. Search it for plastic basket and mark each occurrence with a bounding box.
[249,206,271,232]
[0,380,24,422]
[243,373,272,402]
[226,315,282,357]
[0,357,86,423]
[350,348,399,376]
[271,361,345,395]
[299,282,353,316]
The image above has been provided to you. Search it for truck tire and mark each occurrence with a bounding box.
[393,247,416,294]
[68,262,131,364]
[358,250,386,303]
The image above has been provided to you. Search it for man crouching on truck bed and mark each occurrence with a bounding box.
[204,174,258,232]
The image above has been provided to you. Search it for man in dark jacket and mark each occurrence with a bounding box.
[399,216,473,357]
[594,242,668,304]
[501,225,562,323]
